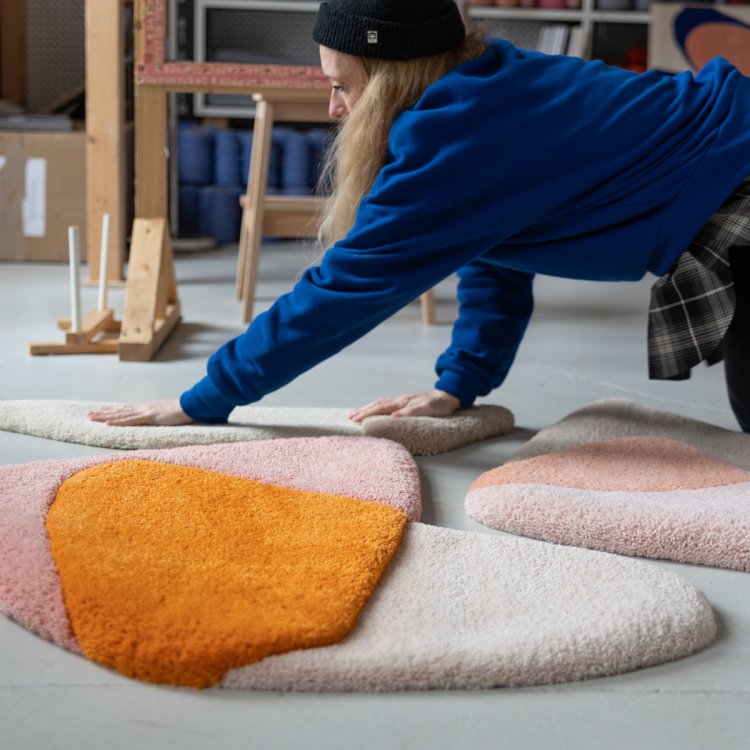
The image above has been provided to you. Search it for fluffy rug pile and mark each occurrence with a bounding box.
[0,400,514,455]
[48,459,408,688]
[466,398,750,570]
[1,435,716,690]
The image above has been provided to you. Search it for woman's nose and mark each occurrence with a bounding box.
[329,91,347,120]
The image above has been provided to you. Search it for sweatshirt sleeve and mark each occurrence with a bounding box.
[180,188,510,423]
[179,79,534,424]
[435,258,534,406]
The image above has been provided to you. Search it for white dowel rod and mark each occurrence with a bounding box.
[97,213,111,311]
[68,226,82,333]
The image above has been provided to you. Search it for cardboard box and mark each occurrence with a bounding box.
[0,131,86,262]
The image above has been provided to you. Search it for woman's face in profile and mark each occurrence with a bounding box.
[319,46,369,120]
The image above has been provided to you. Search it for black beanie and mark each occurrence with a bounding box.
[313,0,466,60]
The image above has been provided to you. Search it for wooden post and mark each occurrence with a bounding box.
[117,0,180,361]
[85,0,127,283]
[134,87,169,218]
[237,96,276,312]
[1,0,25,107]
[421,290,436,326]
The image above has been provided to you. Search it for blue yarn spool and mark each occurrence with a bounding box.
[281,129,312,195]
[307,128,332,191]
[239,130,252,187]
[177,184,201,235]
[211,185,243,243]
[197,186,216,236]
[269,130,285,189]
[239,129,284,189]
[214,129,242,186]
[178,127,215,186]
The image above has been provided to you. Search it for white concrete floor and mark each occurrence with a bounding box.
[1,242,749,749]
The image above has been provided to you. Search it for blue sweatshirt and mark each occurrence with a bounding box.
[181,39,750,423]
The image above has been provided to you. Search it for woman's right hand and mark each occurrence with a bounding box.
[349,389,461,423]
[87,398,195,427]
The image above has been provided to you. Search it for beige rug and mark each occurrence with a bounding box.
[467,398,750,570]
[0,400,514,456]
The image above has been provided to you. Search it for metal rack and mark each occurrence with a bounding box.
[471,2,649,62]
[191,0,651,118]
[193,0,322,117]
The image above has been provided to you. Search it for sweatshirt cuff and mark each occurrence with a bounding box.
[434,371,477,409]
[180,376,238,424]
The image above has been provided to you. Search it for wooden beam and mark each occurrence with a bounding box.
[239,195,325,238]
[85,0,127,283]
[138,64,328,94]
[59,309,119,342]
[236,91,331,322]
[1,0,25,106]
[237,97,275,312]
[28,309,122,356]
[134,85,168,218]
[134,0,168,220]
[28,340,120,356]
[134,0,327,93]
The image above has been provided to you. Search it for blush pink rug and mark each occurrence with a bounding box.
[0,433,716,690]
[466,398,750,570]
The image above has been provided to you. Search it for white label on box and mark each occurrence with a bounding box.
[22,157,46,238]
[0,155,6,171]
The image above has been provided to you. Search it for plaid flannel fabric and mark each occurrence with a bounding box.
[648,176,750,380]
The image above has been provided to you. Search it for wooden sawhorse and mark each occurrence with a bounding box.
[237,92,436,326]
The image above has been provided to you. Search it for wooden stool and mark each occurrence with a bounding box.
[237,92,436,325]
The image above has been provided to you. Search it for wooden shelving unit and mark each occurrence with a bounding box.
[469,4,649,26]
[469,1,650,63]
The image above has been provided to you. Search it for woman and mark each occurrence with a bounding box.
[90,0,750,431]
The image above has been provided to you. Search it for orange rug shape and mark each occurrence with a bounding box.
[46,459,407,688]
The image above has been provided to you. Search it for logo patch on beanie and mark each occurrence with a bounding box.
[367,30,378,44]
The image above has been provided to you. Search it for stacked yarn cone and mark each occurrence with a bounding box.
[178,124,332,242]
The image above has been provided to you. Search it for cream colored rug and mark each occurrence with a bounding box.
[0,399,514,456]
[0,437,716,691]
[467,398,750,570]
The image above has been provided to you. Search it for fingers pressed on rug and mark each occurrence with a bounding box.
[0,399,514,455]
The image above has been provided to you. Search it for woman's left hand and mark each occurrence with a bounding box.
[87,398,195,427]
[349,389,461,423]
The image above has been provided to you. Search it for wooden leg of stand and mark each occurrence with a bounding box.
[239,97,275,324]
[28,309,122,355]
[420,289,436,326]
[85,0,126,283]
[28,340,120,355]
[119,218,181,361]
[119,80,180,361]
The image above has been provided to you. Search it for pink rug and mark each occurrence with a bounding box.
[1,432,717,690]
[0,437,420,656]
[466,399,750,570]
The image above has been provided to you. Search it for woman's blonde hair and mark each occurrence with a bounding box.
[317,29,488,249]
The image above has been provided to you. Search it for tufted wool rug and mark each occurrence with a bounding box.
[0,400,514,456]
[466,398,750,570]
[1,435,716,691]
